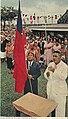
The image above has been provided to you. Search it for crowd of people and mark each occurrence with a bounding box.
[1,26,68,117]
[1,28,15,73]
[1,27,68,68]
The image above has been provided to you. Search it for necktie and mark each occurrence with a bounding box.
[30,62,31,66]
[28,62,31,71]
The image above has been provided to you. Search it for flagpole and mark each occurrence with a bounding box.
[42,0,47,40]
[29,79,33,93]
[44,16,47,40]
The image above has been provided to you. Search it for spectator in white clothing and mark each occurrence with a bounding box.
[44,50,68,117]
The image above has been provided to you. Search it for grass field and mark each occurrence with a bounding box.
[1,62,68,117]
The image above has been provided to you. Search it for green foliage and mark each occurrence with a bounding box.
[57,10,68,24]
[1,6,18,21]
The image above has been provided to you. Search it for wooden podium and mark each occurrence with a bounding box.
[13,92,57,117]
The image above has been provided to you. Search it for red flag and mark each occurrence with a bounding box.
[13,0,27,93]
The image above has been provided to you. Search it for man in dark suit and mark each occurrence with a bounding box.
[38,37,45,55]
[24,52,41,95]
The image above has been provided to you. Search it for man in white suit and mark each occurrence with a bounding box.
[44,50,68,117]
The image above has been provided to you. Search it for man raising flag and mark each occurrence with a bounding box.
[13,0,27,93]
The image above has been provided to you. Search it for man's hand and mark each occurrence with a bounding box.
[48,66,55,72]
[28,74,33,80]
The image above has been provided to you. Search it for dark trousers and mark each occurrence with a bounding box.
[7,57,13,70]
[24,79,38,95]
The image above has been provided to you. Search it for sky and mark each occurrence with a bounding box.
[1,0,68,16]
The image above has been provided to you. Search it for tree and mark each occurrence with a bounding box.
[1,6,18,30]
